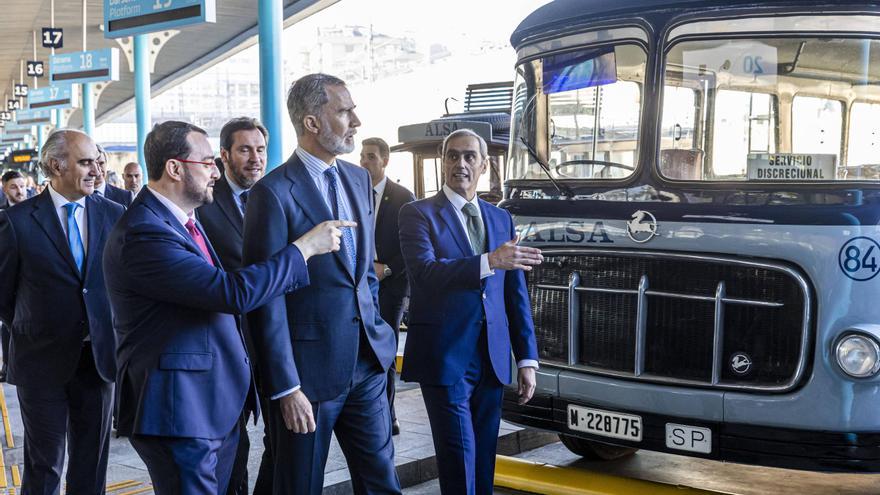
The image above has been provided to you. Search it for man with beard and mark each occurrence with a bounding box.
[243,74,400,494]
[103,120,351,494]
[0,170,28,383]
[0,129,124,494]
[94,145,133,207]
[197,117,271,495]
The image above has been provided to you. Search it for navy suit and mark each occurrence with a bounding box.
[103,188,309,494]
[399,192,538,494]
[0,190,124,495]
[102,183,133,207]
[243,154,400,494]
[373,180,415,422]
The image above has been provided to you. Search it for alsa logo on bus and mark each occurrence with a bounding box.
[518,210,659,244]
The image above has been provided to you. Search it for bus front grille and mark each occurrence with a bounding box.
[526,249,811,392]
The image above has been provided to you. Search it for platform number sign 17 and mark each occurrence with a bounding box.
[26,61,44,78]
[42,28,63,49]
[13,84,28,97]
[839,237,880,281]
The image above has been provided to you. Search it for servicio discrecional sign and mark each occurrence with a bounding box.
[747,153,836,181]
[29,85,77,111]
[50,48,120,85]
[104,0,216,38]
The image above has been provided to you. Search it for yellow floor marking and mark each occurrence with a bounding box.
[117,486,153,495]
[0,386,13,448]
[107,480,141,491]
[10,465,19,487]
[0,465,7,489]
[395,353,403,373]
[9,486,14,495]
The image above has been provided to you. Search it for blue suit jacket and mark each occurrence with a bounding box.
[0,190,124,388]
[103,188,309,439]
[104,184,133,208]
[398,192,538,386]
[243,154,396,402]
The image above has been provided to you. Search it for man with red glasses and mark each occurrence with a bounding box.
[103,120,352,494]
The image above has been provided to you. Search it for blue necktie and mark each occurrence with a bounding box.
[324,167,357,271]
[64,202,85,273]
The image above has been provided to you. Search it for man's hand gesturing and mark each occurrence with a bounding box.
[488,237,543,271]
[293,220,357,260]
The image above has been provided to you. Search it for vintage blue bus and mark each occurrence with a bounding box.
[501,0,880,472]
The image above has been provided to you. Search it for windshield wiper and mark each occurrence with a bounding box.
[519,137,574,198]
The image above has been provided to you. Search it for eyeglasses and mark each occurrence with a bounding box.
[177,158,217,169]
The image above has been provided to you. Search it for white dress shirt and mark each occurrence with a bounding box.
[372,176,387,227]
[148,186,192,227]
[47,184,88,252]
[225,173,249,217]
[441,185,538,371]
[94,182,107,196]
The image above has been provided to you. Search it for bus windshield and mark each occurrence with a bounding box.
[508,42,648,181]
[661,33,880,181]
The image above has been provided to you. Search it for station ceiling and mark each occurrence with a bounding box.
[1,0,335,128]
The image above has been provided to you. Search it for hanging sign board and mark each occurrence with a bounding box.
[26,60,45,78]
[11,149,38,164]
[42,27,64,49]
[14,109,52,125]
[104,0,216,38]
[6,100,21,111]
[14,84,28,97]
[4,124,34,136]
[0,111,12,121]
[29,84,77,110]
[49,48,120,84]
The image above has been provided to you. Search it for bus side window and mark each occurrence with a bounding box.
[846,102,880,179]
[792,95,842,163]
[660,86,702,179]
[711,91,777,178]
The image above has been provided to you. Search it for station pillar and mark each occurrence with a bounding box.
[134,33,151,178]
[82,82,94,136]
[258,0,284,170]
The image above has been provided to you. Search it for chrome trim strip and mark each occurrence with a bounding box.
[634,275,649,377]
[574,286,639,295]
[568,272,581,366]
[536,284,568,291]
[531,248,813,393]
[712,281,726,385]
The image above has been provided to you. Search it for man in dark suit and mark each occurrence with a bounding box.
[197,116,271,495]
[399,129,543,494]
[359,137,414,435]
[0,170,28,383]
[243,73,400,494]
[0,129,124,495]
[94,144,133,207]
[122,161,143,195]
[104,120,349,495]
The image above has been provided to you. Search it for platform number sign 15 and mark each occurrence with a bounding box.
[26,61,44,78]
[839,237,880,281]
[13,84,28,97]
[41,28,63,49]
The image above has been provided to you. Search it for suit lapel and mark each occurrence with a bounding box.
[141,189,203,257]
[31,190,81,276]
[434,193,473,257]
[83,195,106,277]
[480,200,504,252]
[337,162,367,281]
[214,178,243,236]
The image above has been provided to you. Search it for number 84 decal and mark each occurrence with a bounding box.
[839,237,880,281]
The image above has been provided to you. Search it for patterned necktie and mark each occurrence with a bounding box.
[184,219,215,266]
[324,167,357,271]
[461,202,486,255]
[64,202,85,272]
[239,190,249,215]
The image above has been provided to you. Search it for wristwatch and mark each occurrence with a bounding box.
[383,265,393,278]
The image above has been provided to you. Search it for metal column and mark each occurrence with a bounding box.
[134,33,150,177]
[82,83,94,136]
[258,0,284,170]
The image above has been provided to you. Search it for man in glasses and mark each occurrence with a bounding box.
[103,120,351,494]
[0,129,124,495]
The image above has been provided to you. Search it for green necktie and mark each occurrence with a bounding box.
[461,202,486,255]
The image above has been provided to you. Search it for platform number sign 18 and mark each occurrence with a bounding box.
[26,61,44,78]
[13,84,28,97]
[6,100,20,111]
[42,28,63,49]
[839,237,880,281]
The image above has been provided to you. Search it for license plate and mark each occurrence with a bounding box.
[567,405,642,442]
[665,423,712,454]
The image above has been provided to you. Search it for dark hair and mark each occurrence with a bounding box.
[1,170,24,184]
[144,121,207,181]
[220,117,269,152]
[361,137,390,161]
[287,73,346,135]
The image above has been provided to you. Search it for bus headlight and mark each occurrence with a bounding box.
[835,333,880,378]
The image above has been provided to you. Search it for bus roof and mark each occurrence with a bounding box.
[510,0,864,49]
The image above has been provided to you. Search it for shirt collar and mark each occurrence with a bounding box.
[148,186,192,227]
[95,182,107,195]
[373,176,388,196]
[47,183,86,210]
[296,147,337,180]
[224,173,248,197]
[442,184,480,213]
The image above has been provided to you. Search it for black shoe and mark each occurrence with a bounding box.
[0,363,7,383]
[391,419,400,436]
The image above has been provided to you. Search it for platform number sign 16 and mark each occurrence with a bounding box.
[41,28,63,49]
[839,237,880,281]
[26,61,44,78]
